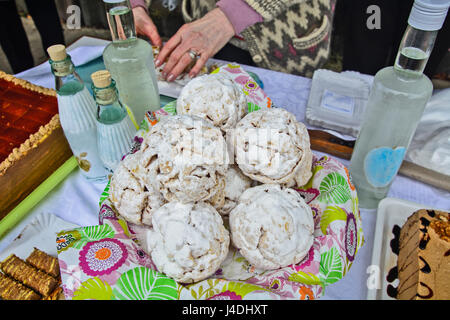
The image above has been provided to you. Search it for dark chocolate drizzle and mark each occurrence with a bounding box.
[418,256,431,274]
[387,284,398,298]
[390,210,445,300]
[419,217,430,227]
[390,225,401,255]
[387,226,401,298]
[419,215,431,250]
[419,235,430,250]
[386,266,398,282]
[416,282,434,299]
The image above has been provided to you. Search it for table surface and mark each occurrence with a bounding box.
[1,36,449,300]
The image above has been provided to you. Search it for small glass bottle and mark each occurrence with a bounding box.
[349,0,449,209]
[102,0,160,128]
[48,45,108,182]
[91,70,137,173]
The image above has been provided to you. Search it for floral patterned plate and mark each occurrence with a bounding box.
[56,64,364,300]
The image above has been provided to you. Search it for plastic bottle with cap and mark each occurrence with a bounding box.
[91,70,137,172]
[48,45,108,182]
[408,0,450,30]
[349,0,450,209]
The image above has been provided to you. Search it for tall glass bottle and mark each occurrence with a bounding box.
[48,45,108,182]
[102,0,160,128]
[349,0,449,209]
[91,70,137,173]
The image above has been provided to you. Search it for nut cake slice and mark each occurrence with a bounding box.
[397,209,450,300]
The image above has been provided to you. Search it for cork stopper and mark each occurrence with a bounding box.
[91,70,112,88]
[47,44,67,61]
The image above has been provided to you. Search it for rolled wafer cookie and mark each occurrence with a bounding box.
[26,247,60,278]
[0,273,41,300]
[0,254,58,297]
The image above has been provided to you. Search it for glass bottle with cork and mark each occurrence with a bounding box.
[48,44,108,182]
[102,0,160,128]
[91,70,137,173]
[349,0,450,209]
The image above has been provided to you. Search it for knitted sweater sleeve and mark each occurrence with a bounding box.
[243,0,306,20]
[130,0,149,12]
[216,0,263,35]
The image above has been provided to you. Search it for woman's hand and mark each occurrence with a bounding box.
[155,8,235,81]
[132,6,162,47]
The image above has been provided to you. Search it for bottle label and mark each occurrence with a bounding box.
[321,90,355,117]
[364,146,406,188]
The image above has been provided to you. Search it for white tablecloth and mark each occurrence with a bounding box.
[1,37,449,300]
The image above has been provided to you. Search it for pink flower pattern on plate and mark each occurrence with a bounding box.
[79,238,128,277]
[208,291,242,300]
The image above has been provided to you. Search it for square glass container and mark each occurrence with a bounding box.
[305,69,372,137]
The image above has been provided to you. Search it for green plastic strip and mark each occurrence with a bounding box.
[0,156,78,240]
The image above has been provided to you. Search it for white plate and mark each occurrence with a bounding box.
[0,212,79,262]
[366,197,443,300]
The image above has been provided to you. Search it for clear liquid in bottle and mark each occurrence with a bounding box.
[48,45,108,182]
[106,5,135,40]
[102,1,160,128]
[91,70,136,173]
[349,28,434,209]
[395,47,429,73]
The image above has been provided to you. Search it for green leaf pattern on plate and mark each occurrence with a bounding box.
[247,102,261,113]
[72,224,115,250]
[288,270,323,286]
[162,101,177,115]
[99,179,111,207]
[81,224,115,241]
[225,281,269,298]
[320,206,348,235]
[113,267,178,300]
[319,247,343,286]
[318,172,351,204]
[72,277,113,300]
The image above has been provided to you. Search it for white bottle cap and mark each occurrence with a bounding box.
[408,0,450,31]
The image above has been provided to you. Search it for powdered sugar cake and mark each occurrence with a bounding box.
[0,71,72,218]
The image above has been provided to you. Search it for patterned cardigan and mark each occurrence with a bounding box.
[180,0,336,77]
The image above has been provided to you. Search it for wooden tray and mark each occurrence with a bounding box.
[0,126,73,219]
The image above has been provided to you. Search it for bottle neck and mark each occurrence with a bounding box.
[50,55,84,95]
[394,25,438,76]
[92,83,119,106]
[50,55,75,77]
[92,81,127,123]
[105,0,137,42]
